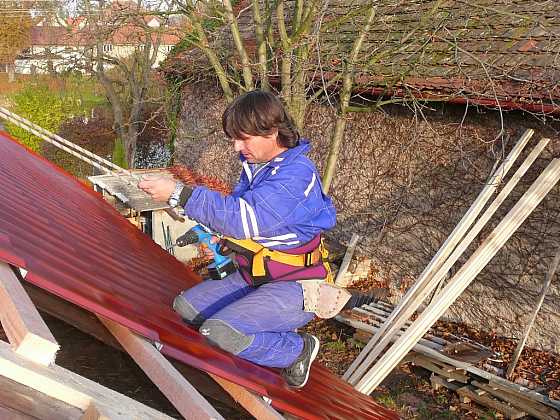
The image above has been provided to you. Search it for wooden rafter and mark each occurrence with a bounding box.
[0,262,175,418]
[0,262,59,366]
[209,373,286,420]
[99,316,225,420]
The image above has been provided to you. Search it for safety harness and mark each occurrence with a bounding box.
[222,235,334,287]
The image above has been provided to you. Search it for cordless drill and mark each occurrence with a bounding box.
[176,224,237,280]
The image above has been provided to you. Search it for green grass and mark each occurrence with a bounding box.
[376,393,398,410]
[323,340,346,352]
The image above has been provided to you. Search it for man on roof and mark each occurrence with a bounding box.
[139,90,336,388]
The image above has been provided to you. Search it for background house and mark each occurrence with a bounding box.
[15,6,180,75]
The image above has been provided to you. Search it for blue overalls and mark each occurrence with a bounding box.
[177,140,336,367]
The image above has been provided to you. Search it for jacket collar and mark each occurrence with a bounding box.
[238,139,311,165]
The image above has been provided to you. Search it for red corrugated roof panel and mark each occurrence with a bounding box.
[0,132,398,420]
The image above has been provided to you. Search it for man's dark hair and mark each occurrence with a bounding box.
[222,90,300,148]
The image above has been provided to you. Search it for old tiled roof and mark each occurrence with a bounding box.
[0,131,398,420]
[167,0,560,113]
[321,0,560,112]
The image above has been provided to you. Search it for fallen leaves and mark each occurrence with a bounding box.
[170,165,232,195]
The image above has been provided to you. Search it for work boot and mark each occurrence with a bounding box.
[281,333,320,388]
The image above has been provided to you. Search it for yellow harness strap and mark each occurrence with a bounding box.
[224,237,334,283]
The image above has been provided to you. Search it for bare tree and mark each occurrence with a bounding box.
[169,0,447,189]
[59,0,176,167]
[172,0,327,129]
[0,1,34,82]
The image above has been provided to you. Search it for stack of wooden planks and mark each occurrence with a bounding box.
[338,302,560,420]
[342,130,560,400]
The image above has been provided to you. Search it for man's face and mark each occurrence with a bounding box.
[232,131,286,163]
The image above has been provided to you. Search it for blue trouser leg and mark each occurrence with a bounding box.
[176,271,251,323]
[207,280,315,368]
[175,272,315,368]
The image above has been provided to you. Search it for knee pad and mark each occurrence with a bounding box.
[173,293,205,327]
[199,319,254,355]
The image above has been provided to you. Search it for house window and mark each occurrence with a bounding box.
[103,44,113,53]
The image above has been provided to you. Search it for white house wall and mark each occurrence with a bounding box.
[16,45,175,74]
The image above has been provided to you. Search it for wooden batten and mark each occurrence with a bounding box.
[0,262,59,366]
[99,317,225,420]
[343,130,536,384]
[0,339,173,419]
[0,374,82,420]
[457,385,527,419]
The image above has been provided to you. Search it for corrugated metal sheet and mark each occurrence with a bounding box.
[0,132,398,420]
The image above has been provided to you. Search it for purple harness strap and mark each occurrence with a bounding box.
[234,235,327,286]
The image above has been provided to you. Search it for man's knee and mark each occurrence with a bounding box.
[199,319,254,355]
[173,292,205,327]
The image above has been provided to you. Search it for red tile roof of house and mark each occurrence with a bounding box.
[0,131,398,420]
[31,24,180,47]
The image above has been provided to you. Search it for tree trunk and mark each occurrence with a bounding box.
[7,63,15,83]
[223,0,253,91]
[124,127,139,169]
[322,5,377,193]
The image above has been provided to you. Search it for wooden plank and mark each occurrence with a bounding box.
[334,233,360,286]
[336,313,444,351]
[356,158,560,394]
[430,374,461,392]
[358,304,448,346]
[401,336,560,411]
[413,356,469,383]
[0,374,82,420]
[457,385,526,419]
[365,327,560,411]
[0,339,173,419]
[99,317,225,420]
[0,262,59,366]
[209,373,286,420]
[348,135,546,385]
[343,130,535,384]
[488,379,560,412]
[471,380,560,420]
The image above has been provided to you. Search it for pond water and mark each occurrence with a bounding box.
[135,141,171,169]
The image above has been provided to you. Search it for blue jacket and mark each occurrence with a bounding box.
[185,140,336,250]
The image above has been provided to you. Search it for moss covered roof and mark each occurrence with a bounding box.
[166,0,560,112]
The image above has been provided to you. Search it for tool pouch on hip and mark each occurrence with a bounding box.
[298,280,352,319]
